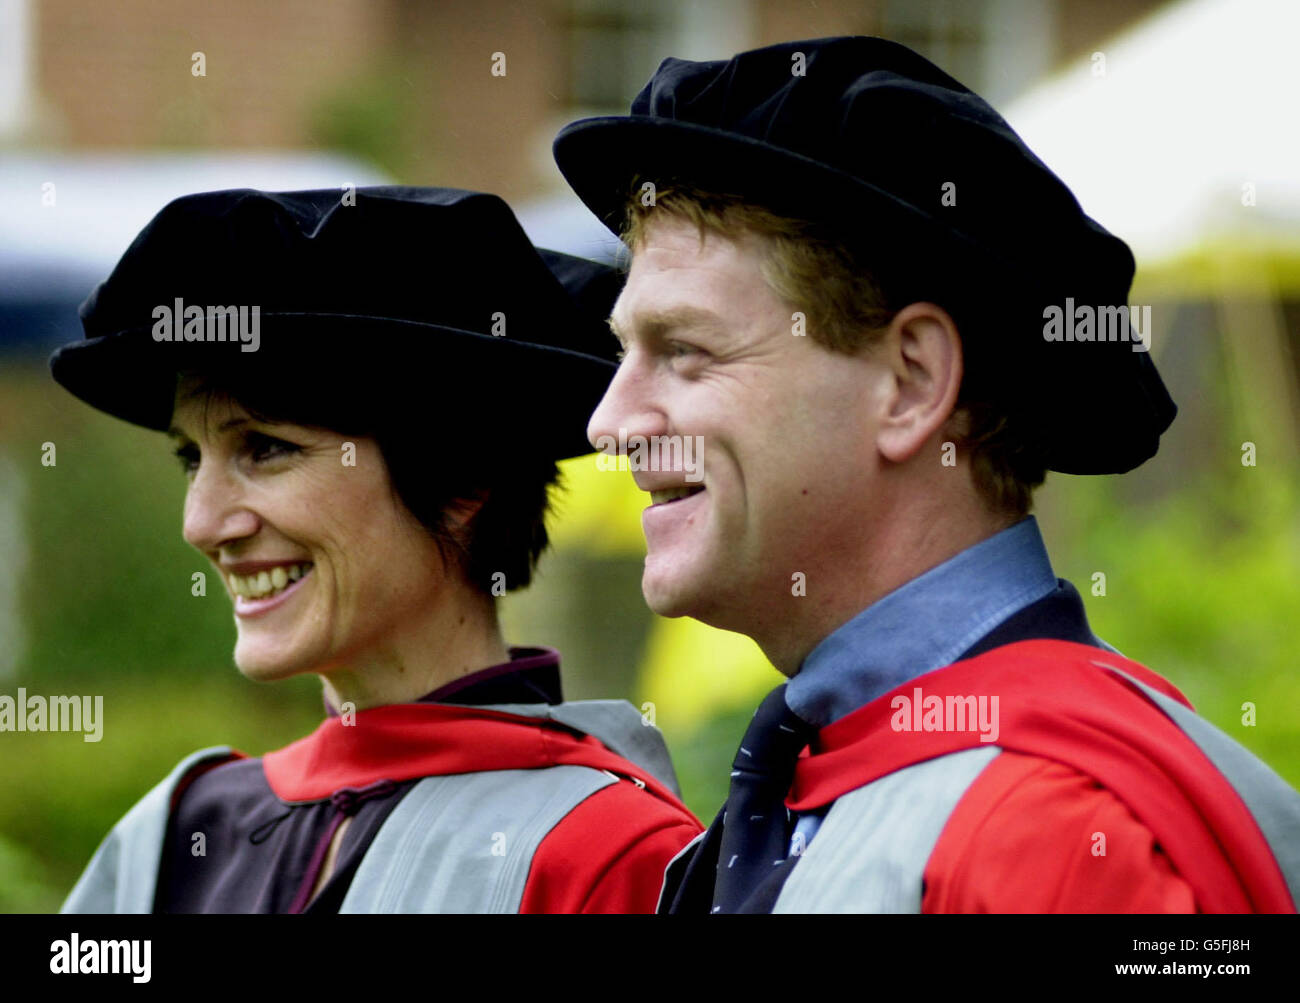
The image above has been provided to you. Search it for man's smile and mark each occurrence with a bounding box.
[650,486,706,506]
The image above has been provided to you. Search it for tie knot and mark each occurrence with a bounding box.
[731,685,815,773]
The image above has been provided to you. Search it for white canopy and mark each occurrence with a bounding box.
[0,151,390,294]
[1003,0,1300,266]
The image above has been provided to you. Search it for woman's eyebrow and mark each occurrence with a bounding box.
[166,416,250,440]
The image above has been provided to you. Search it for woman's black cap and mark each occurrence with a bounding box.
[49,186,622,460]
[553,35,1177,475]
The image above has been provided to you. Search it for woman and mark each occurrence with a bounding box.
[51,186,701,913]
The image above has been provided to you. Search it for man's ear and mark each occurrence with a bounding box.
[874,302,964,464]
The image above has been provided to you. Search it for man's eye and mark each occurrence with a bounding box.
[669,342,705,361]
[246,433,300,463]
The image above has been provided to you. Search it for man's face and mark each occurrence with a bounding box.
[588,215,889,634]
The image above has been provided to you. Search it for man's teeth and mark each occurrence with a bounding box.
[650,487,704,505]
[229,563,311,599]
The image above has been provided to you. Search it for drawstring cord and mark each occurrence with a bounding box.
[286,779,399,914]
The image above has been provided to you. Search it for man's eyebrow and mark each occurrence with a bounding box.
[615,305,724,341]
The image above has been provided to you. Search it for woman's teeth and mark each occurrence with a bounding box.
[229,563,311,599]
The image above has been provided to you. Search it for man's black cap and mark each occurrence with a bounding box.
[49,186,622,460]
[554,35,1176,475]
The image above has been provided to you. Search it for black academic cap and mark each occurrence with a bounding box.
[554,36,1176,474]
[50,186,622,460]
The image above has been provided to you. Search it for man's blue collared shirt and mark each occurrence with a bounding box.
[782,515,1063,853]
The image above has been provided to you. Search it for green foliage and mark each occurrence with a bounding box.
[659,702,752,825]
[306,64,428,182]
[1051,467,1300,787]
[0,677,322,911]
[0,833,59,913]
[14,367,243,685]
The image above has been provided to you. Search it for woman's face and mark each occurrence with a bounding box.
[169,383,453,683]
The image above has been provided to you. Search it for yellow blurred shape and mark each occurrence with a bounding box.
[637,614,782,733]
[548,452,649,556]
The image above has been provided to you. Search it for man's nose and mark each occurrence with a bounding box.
[587,350,668,453]
[181,458,258,553]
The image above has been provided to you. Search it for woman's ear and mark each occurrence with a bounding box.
[874,302,964,464]
[443,489,490,531]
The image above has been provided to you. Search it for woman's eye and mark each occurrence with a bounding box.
[246,433,300,464]
[174,444,200,474]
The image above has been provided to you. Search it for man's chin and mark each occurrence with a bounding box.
[641,564,709,620]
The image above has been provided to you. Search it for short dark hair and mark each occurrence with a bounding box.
[177,365,558,594]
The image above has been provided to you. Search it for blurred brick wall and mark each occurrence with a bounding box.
[754,0,881,43]
[30,0,1170,201]
[35,0,390,146]
[391,0,568,199]
[1058,0,1165,62]
[32,0,571,201]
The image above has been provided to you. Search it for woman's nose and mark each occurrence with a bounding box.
[182,459,259,553]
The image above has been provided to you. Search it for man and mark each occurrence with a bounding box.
[553,36,1300,913]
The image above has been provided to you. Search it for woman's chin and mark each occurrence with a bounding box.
[233,646,314,683]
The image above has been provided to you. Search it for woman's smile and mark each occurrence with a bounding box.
[224,561,315,618]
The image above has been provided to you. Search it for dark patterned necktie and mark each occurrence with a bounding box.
[711,684,816,913]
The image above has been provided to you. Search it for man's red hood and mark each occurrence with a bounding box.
[787,639,1294,913]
